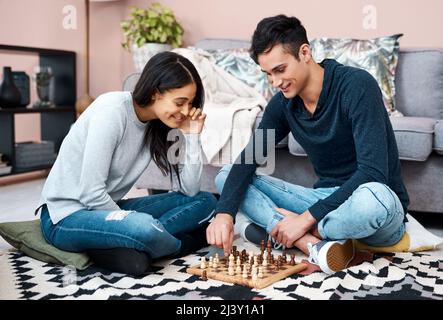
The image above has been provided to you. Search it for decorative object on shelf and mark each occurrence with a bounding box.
[121,2,184,72]
[32,66,55,108]
[12,71,30,107]
[0,66,22,109]
[0,152,11,175]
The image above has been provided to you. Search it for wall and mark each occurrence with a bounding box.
[0,0,442,181]
[97,0,443,98]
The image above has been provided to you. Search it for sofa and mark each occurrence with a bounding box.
[125,39,443,214]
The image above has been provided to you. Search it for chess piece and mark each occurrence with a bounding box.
[290,254,296,266]
[236,264,242,275]
[258,267,264,279]
[200,257,207,269]
[228,266,235,276]
[242,265,248,279]
[209,256,213,268]
[201,269,207,281]
[229,254,235,267]
[252,272,258,281]
[262,258,268,267]
[251,265,257,276]
[260,240,265,253]
[267,240,272,254]
[254,256,259,267]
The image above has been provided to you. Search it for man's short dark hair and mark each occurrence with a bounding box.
[250,15,309,63]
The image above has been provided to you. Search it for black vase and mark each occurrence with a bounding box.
[0,66,22,108]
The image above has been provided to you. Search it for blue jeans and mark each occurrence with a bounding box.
[215,165,405,247]
[40,191,217,259]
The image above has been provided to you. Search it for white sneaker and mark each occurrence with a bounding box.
[307,239,355,275]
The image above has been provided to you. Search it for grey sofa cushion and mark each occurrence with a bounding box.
[391,117,437,161]
[288,116,438,161]
[394,49,443,119]
[434,120,443,155]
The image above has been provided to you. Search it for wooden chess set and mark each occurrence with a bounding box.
[186,240,308,289]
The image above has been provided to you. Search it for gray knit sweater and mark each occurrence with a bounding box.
[40,91,202,224]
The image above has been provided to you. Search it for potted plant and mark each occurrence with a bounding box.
[121,2,184,72]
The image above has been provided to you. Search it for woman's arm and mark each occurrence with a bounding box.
[78,109,124,210]
[176,133,203,197]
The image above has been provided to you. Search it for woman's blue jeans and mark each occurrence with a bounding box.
[40,191,217,259]
[215,165,405,247]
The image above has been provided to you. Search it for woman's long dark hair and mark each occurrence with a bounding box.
[132,51,205,185]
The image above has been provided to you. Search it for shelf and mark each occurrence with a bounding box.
[0,106,75,114]
[0,164,52,177]
[0,44,74,56]
[0,43,76,178]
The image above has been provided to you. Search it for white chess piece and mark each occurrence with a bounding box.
[236,265,242,275]
[228,267,235,276]
[200,257,206,269]
[258,267,264,278]
[242,266,248,279]
[251,265,257,276]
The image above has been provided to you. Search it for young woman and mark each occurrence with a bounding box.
[37,51,217,275]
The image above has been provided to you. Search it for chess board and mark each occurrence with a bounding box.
[186,246,308,289]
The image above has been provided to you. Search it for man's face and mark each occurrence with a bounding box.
[258,43,310,99]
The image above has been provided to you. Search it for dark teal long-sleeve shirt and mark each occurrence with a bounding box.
[214,59,409,222]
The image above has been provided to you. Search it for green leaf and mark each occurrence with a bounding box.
[120,2,184,47]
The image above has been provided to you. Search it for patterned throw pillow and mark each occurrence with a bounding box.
[310,34,403,115]
[208,48,278,101]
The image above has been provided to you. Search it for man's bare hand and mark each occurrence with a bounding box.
[206,213,234,257]
[270,208,317,248]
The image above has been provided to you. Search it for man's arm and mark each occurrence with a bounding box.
[207,93,291,255]
[308,71,391,221]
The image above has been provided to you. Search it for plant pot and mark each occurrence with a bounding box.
[131,43,172,72]
[0,66,22,109]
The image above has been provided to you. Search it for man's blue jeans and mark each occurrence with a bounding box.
[40,191,217,259]
[215,165,405,247]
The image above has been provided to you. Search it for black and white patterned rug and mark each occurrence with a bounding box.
[1,244,442,300]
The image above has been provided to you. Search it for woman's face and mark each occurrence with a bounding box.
[152,83,197,128]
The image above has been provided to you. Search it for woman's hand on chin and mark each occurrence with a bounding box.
[178,107,206,134]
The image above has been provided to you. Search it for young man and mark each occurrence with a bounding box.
[206,15,409,274]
